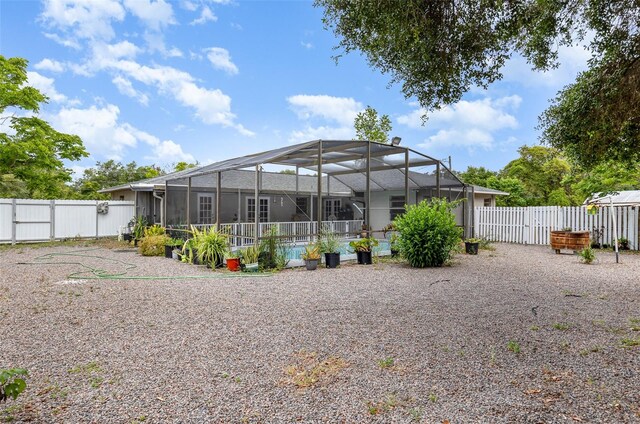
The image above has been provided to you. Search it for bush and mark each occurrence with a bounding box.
[139,234,168,256]
[393,198,462,267]
[0,368,28,402]
[259,226,289,271]
[579,246,596,264]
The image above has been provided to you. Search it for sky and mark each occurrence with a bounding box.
[0,0,592,178]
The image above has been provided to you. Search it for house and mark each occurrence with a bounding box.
[585,190,640,206]
[100,140,505,241]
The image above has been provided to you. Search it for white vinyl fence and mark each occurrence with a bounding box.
[0,199,135,244]
[475,206,639,250]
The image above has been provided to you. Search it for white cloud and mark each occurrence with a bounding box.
[190,6,217,25]
[230,22,242,30]
[49,104,194,161]
[204,47,238,75]
[34,58,65,73]
[288,125,355,144]
[181,0,198,11]
[112,75,149,105]
[26,71,67,103]
[300,41,313,49]
[125,125,194,162]
[43,32,81,49]
[50,104,137,159]
[123,0,175,30]
[143,32,183,57]
[40,0,125,41]
[287,94,363,127]
[398,95,521,151]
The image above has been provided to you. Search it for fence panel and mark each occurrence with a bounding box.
[475,206,639,250]
[1,199,134,244]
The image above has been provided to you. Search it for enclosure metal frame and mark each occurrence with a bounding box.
[165,139,468,242]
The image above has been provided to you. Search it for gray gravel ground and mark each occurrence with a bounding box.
[1,241,639,423]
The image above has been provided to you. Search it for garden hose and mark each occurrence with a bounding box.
[17,248,273,280]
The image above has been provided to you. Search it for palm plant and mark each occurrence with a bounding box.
[192,226,229,268]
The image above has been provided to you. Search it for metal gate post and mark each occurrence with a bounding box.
[11,199,16,245]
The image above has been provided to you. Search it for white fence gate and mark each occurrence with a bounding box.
[475,206,640,250]
[0,199,135,244]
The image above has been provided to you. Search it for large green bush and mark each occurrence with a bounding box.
[393,198,462,267]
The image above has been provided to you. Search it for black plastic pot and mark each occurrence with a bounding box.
[305,259,318,270]
[133,239,139,247]
[356,251,364,264]
[123,233,132,242]
[360,251,372,265]
[465,242,479,255]
[324,252,340,268]
[164,245,173,258]
[391,249,399,257]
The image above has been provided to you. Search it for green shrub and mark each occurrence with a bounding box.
[393,198,462,267]
[0,368,28,402]
[192,226,229,267]
[139,234,168,256]
[144,224,165,237]
[259,226,289,271]
[579,246,596,264]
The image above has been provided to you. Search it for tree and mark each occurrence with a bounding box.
[0,56,87,198]
[566,161,640,201]
[457,166,497,187]
[353,106,392,143]
[74,160,162,199]
[539,57,640,167]
[317,1,639,164]
[173,161,198,172]
[487,176,528,207]
[501,145,572,205]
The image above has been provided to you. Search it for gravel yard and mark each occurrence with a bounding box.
[1,242,639,423]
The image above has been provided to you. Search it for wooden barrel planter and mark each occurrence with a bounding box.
[550,231,590,254]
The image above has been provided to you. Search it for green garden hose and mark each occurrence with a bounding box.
[18,248,273,280]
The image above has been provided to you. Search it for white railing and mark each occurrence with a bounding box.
[170,220,364,247]
[0,199,135,244]
[475,206,639,249]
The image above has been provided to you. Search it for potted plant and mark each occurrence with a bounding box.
[464,238,481,255]
[389,233,400,257]
[164,238,182,259]
[192,226,228,269]
[131,216,147,247]
[317,230,341,268]
[348,237,379,265]
[617,237,630,250]
[240,245,260,272]
[181,238,197,264]
[301,245,321,270]
[225,250,241,272]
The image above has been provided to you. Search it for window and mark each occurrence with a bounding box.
[296,197,308,215]
[198,194,213,224]
[247,197,269,222]
[389,196,406,221]
[119,195,125,201]
[484,197,492,207]
[324,199,341,220]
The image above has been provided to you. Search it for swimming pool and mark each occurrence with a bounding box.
[284,239,391,262]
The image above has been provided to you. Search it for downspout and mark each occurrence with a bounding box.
[153,191,164,226]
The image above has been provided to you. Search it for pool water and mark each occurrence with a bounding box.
[284,239,390,261]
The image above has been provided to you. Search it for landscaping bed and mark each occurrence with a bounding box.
[0,243,638,422]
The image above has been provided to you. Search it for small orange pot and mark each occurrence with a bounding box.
[226,258,240,272]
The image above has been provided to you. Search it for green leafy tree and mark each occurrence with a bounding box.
[317,1,639,164]
[74,160,162,199]
[566,161,640,201]
[539,58,640,168]
[486,176,528,207]
[0,56,87,198]
[173,161,198,172]
[458,166,497,187]
[501,145,572,205]
[353,106,392,143]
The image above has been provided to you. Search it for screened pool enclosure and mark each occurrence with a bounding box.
[159,140,471,246]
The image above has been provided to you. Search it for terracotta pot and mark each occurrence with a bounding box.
[226,258,240,272]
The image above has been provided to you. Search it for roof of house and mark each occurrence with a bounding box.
[586,190,640,206]
[471,186,510,196]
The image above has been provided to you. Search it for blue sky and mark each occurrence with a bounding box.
[0,0,591,177]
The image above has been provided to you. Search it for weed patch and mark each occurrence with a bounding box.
[282,350,348,389]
